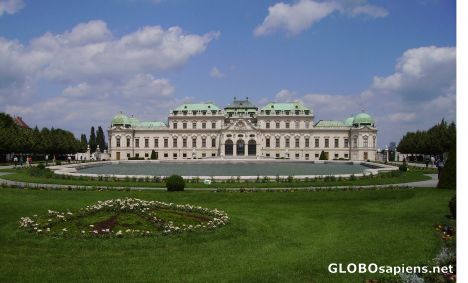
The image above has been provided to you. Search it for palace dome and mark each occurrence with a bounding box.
[353,112,374,126]
[111,113,130,126]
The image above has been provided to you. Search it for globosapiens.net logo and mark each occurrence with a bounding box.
[328,263,455,276]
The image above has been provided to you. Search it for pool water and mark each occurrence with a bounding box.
[77,161,370,176]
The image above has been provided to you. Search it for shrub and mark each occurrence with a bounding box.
[37,162,46,170]
[349,174,357,181]
[166,175,185,191]
[398,164,408,172]
[319,150,328,160]
[438,146,456,189]
[150,150,157,160]
[449,195,456,219]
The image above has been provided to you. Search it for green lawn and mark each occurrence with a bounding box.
[0,168,431,188]
[0,187,453,282]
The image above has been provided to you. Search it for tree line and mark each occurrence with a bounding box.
[397,119,456,155]
[0,113,85,161]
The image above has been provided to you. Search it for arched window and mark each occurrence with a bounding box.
[363,136,369,148]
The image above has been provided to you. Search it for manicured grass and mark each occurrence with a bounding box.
[0,187,453,282]
[0,168,431,188]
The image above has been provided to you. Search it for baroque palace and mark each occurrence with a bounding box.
[108,98,377,161]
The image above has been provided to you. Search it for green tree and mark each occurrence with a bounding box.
[437,145,456,189]
[89,126,97,153]
[96,126,106,151]
[319,150,328,160]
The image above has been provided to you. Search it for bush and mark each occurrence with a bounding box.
[150,150,157,160]
[438,146,456,189]
[37,162,46,170]
[398,164,408,172]
[319,150,328,160]
[166,175,185,191]
[449,195,456,219]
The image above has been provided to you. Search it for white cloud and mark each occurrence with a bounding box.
[210,67,225,78]
[369,46,456,102]
[254,0,388,36]
[0,0,24,16]
[254,0,338,36]
[121,74,175,99]
[0,20,218,136]
[387,112,416,123]
[275,89,297,102]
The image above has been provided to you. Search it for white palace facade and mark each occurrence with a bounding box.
[108,98,377,161]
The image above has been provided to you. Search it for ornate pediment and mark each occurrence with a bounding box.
[224,119,258,131]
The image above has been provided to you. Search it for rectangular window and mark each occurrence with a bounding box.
[266,153,270,157]
[295,138,300,148]
[276,122,280,129]
[315,138,319,148]
[305,138,309,148]
[315,154,319,158]
[276,138,280,148]
[183,153,187,158]
[335,153,339,159]
[154,138,159,148]
[212,122,216,129]
[192,122,197,129]
[126,138,130,148]
[183,138,187,148]
[295,121,300,128]
[202,153,206,157]
[145,138,149,148]
[295,153,299,159]
[211,138,216,148]
[202,122,206,129]
[164,153,168,158]
[116,138,121,148]
[145,153,149,158]
[305,153,309,160]
[276,153,280,158]
[173,122,177,129]
[135,153,139,158]
[202,138,206,148]
[285,138,290,148]
[344,153,349,158]
[344,138,349,148]
[173,138,178,148]
[285,122,290,129]
[135,139,140,148]
[164,138,168,148]
[183,122,187,129]
[192,138,197,148]
[266,138,270,148]
[325,138,329,148]
[334,138,339,148]
[266,122,270,129]
[173,153,177,159]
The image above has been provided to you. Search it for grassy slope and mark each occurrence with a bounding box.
[0,188,453,282]
[0,168,430,188]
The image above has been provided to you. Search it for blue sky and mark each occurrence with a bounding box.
[0,0,456,147]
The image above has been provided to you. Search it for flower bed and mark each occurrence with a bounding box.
[19,198,229,238]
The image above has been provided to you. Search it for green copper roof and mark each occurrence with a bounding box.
[344,116,354,126]
[128,117,140,126]
[315,120,348,127]
[260,102,311,112]
[174,103,220,112]
[111,113,130,125]
[139,121,167,128]
[225,97,257,109]
[353,112,374,125]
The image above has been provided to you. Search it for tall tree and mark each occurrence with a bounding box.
[89,126,97,153]
[80,134,88,152]
[96,126,106,151]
